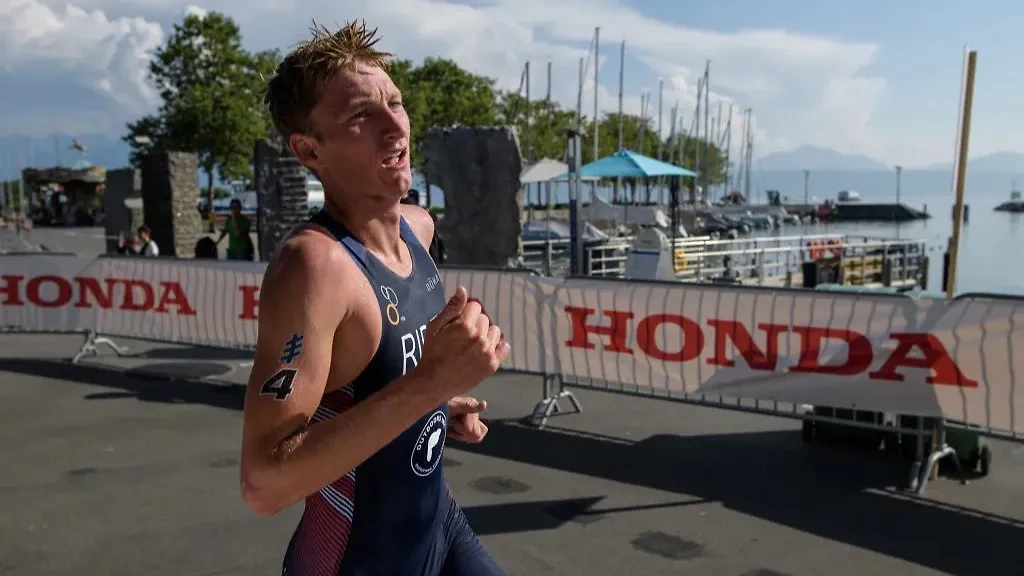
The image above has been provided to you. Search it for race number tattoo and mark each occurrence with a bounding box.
[280,333,304,363]
[260,368,297,400]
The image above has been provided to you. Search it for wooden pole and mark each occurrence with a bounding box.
[946,50,978,301]
[932,49,977,480]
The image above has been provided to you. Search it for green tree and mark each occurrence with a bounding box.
[497,92,580,163]
[124,12,274,207]
[391,58,498,169]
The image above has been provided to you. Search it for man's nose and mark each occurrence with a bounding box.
[381,108,407,139]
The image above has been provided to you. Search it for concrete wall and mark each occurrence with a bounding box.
[140,151,203,258]
[256,146,308,259]
[421,126,523,267]
[253,138,282,261]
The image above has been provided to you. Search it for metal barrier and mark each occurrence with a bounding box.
[526,275,1023,496]
[1,252,1020,500]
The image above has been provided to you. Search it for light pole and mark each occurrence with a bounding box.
[803,169,810,205]
[565,126,584,276]
[894,165,903,205]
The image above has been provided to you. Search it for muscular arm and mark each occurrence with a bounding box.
[239,231,449,516]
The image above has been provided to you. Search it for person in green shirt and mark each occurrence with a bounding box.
[218,199,253,260]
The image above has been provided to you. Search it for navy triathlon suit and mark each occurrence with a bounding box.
[281,211,503,576]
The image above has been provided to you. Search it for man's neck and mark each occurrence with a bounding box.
[324,200,404,260]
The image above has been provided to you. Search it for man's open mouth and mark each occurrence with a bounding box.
[382,148,407,168]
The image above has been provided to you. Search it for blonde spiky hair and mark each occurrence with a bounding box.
[264,19,394,138]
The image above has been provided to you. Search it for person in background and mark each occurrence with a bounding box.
[429,211,445,264]
[218,199,252,260]
[117,225,159,257]
[402,191,445,264]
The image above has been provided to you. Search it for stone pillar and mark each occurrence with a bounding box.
[103,168,139,253]
[140,150,202,258]
[253,138,282,261]
[421,126,523,267]
[262,150,308,258]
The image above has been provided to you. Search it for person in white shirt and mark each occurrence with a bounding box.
[117,225,159,257]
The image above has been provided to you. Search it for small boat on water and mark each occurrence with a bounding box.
[994,184,1024,212]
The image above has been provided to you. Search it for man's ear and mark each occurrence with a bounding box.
[289,133,319,169]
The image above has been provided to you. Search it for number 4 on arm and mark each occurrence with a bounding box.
[260,368,297,400]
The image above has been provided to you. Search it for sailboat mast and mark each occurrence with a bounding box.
[593,27,599,162]
[743,108,753,201]
[702,60,710,201]
[723,104,733,195]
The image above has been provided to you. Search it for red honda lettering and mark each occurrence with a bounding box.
[788,326,874,376]
[705,320,787,371]
[26,275,73,308]
[73,277,117,309]
[564,306,634,354]
[121,279,154,311]
[154,282,196,315]
[0,275,24,305]
[869,333,978,387]
[239,285,260,320]
[635,313,703,362]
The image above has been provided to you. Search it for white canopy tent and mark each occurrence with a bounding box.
[521,158,599,184]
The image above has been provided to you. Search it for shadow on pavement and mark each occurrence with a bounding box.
[0,358,244,411]
[3,357,1022,574]
[127,346,254,361]
[456,418,1023,576]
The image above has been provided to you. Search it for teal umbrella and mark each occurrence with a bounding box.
[552,149,697,179]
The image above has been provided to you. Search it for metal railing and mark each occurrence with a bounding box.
[520,232,928,289]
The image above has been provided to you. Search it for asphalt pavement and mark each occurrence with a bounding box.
[2,333,1023,576]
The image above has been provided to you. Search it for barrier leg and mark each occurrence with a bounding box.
[914,422,965,496]
[528,375,582,429]
[71,330,129,364]
[907,418,927,492]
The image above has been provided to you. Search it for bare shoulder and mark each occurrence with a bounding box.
[400,203,435,249]
[261,226,358,316]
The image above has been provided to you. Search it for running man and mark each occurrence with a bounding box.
[239,20,509,576]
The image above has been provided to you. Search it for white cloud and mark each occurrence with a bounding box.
[184,4,206,19]
[0,0,163,135]
[0,0,887,163]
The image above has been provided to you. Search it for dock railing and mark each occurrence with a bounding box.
[522,232,927,289]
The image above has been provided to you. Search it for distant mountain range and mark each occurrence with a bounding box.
[6,135,1024,180]
[757,145,1024,173]
[757,145,891,171]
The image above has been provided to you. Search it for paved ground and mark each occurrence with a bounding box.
[0,226,36,252]
[2,333,1024,576]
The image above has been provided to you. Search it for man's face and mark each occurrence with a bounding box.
[293,63,411,205]
[231,203,241,215]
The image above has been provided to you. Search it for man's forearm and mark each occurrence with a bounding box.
[244,370,447,515]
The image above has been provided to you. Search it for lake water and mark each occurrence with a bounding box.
[421,169,1024,296]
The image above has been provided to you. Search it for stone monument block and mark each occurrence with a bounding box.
[140,151,202,257]
[262,150,309,258]
[253,139,282,261]
[102,168,140,254]
[421,126,523,267]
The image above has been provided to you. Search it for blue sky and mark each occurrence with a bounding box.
[2,0,1019,167]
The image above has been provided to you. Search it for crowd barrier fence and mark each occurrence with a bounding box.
[1,253,1022,495]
